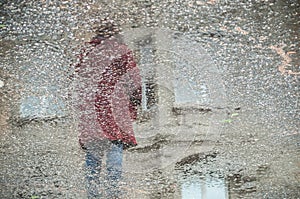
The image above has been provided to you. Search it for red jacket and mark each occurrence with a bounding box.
[75,37,141,148]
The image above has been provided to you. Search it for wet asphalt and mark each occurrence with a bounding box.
[0,0,299,198]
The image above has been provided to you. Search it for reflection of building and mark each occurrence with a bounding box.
[136,37,156,108]
[181,176,228,199]
[0,69,11,127]
[12,42,70,122]
[122,28,227,198]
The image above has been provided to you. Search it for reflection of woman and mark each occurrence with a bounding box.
[74,20,141,198]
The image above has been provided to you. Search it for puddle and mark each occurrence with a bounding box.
[181,176,228,199]
[0,0,299,198]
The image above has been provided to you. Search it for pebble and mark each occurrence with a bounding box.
[0,80,4,88]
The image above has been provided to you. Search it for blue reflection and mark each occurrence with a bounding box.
[182,177,227,199]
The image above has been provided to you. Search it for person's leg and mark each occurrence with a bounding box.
[85,142,104,198]
[106,142,123,198]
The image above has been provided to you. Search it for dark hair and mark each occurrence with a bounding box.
[94,19,120,39]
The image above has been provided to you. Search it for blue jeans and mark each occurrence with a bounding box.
[85,140,123,198]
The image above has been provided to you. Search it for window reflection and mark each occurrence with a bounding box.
[135,36,158,117]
